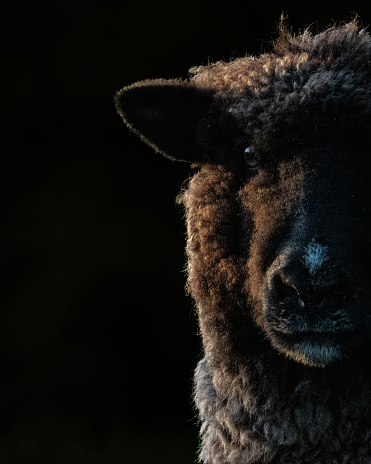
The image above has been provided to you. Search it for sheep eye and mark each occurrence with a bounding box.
[244,146,260,169]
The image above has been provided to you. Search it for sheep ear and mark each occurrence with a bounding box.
[115,79,214,163]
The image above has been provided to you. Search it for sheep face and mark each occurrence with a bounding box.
[244,145,371,368]
[115,23,371,372]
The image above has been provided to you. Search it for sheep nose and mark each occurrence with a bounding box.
[269,267,353,311]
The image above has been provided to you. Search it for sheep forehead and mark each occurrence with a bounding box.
[199,24,370,100]
[302,240,329,276]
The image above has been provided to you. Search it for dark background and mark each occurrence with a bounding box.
[3,3,371,463]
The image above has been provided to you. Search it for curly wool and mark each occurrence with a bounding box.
[180,22,371,464]
[183,163,371,463]
[190,21,371,152]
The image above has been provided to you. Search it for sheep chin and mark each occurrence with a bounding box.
[267,330,345,368]
[284,340,344,368]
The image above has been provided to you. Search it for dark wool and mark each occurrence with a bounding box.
[115,21,371,463]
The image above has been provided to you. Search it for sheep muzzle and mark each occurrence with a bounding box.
[260,240,367,367]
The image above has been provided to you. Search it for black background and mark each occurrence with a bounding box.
[3,3,371,463]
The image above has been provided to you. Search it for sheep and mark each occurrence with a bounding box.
[115,20,371,463]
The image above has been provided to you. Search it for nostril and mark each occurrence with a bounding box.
[271,273,306,308]
[269,269,353,311]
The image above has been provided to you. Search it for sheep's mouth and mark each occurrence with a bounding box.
[268,327,352,367]
[271,327,352,346]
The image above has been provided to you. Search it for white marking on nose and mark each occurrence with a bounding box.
[302,240,329,276]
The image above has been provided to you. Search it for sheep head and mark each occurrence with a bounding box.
[115,21,371,371]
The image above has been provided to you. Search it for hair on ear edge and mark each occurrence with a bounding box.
[114,79,215,163]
